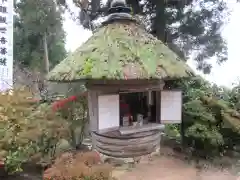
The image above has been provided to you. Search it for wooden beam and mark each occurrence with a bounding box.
[87,79,163,85]
[119,123,165,135]
[87,82,165,92]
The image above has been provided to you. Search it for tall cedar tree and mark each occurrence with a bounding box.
[14,0,67,72]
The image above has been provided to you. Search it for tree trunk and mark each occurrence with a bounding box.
[151,0,167,42]
[90,0,100,14]
[43,32,50,74]
[127,0,142,14]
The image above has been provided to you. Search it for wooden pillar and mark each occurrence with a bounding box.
[147,90,152,119]
[87,90,99,132]
[155,91,161,123]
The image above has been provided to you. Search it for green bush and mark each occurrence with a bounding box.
[164,78,240,158]
[0,88,70,173]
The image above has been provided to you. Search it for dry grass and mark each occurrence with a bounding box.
[43,151,116,180]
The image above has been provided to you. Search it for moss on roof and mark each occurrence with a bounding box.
[48,21,195,82]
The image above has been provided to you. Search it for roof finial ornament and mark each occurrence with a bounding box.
[110,0,127,7]
[108,0,131,14]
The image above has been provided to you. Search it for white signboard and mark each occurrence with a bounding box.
[98,94,119,131]
[0,0,13,91]
[160,91,182,124]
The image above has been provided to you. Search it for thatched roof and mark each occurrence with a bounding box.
[48,20,195,82]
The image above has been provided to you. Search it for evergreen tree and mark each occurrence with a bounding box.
[14,0,66,73]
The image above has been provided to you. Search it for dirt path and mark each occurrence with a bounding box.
[113,156,237,180]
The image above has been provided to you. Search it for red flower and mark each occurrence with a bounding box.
[68,95,77,101]
[51,92,87,112]
[52,99,68,111]
[0,160,4,168]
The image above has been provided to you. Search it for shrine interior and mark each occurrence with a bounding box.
[119,91,158,127]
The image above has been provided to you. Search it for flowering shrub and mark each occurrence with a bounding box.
[52,95,78,111]
[52,92,88,148]
[0,88,70,173]
[43,151,116,180]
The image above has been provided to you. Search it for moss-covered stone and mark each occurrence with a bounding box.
[48,21,195,82]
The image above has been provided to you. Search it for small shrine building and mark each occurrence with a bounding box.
[48,0,195,158]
